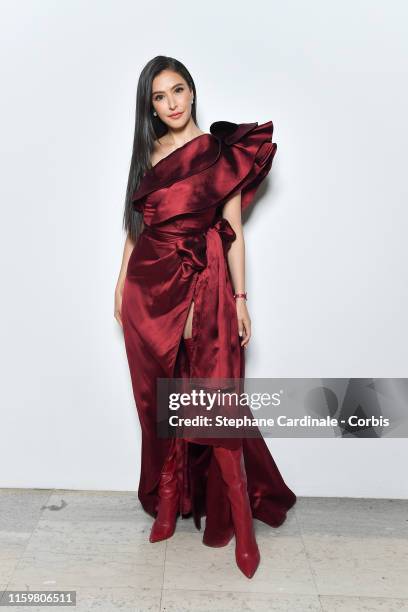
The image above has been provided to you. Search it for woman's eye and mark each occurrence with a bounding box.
[153,87,183,102]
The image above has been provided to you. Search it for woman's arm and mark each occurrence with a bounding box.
[114,230,139,328]
[222,191,251,348]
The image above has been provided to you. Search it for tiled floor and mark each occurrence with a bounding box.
[0,490,407,611]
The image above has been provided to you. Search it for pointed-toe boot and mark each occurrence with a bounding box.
[149,441,180,543]
[213,446,260,578]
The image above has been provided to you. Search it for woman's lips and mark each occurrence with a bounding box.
[169,112,183,119]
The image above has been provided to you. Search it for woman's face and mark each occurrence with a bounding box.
[151,70,193,129]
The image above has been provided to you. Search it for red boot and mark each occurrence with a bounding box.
[213,446,260,578]
[185,335,234,546]
[203,525,235,548]
[203,451,234,548]
[149,439,180,543]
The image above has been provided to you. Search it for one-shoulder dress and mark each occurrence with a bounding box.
[121,120,296,542]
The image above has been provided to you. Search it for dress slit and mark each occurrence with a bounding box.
[170,273,200,380]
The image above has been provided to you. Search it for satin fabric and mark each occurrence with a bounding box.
[121,120,296,534]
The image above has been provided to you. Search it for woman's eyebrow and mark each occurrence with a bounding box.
[152,82,185,95]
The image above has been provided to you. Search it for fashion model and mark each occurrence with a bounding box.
[114,55,296,579]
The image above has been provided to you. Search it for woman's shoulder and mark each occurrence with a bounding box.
[151,131,208,168]
[150,136,172,168]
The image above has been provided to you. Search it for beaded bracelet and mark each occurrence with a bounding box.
[234,292,247,300]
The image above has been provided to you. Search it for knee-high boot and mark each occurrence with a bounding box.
[184,335,234,546]
[213,446,261,579]
[149,438,180,543]
[202,454,235,548]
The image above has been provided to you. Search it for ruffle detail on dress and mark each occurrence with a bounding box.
[209,120,277,212]
[131,120,277,224]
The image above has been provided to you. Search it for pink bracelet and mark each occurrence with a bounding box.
[234,292,247,300]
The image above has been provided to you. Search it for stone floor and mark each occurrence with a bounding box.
[0,490,407,611]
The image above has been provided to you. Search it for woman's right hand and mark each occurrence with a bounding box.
[114,283,124,328]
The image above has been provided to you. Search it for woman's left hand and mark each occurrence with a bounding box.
[236,298,251,348]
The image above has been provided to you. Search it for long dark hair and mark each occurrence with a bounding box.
[123,56,199,242]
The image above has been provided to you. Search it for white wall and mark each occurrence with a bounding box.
[1,0,407,497]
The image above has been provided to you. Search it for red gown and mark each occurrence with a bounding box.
[121,120,296,540]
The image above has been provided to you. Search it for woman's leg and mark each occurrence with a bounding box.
[185,330,260,577]
[183,336,193,372]
[213,446,261,579]
[202,451,234,547]
[149,438,180,543]
[183,328,260,578]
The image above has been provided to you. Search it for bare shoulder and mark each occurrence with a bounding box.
[150,131,207,167]
[150,136,173,168]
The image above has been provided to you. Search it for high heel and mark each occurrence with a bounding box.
[213,446,260,578]
[149,440,180,543]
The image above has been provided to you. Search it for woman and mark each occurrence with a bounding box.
[114,56,296,579]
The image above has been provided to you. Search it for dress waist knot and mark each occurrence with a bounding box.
[143,218,236,276]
